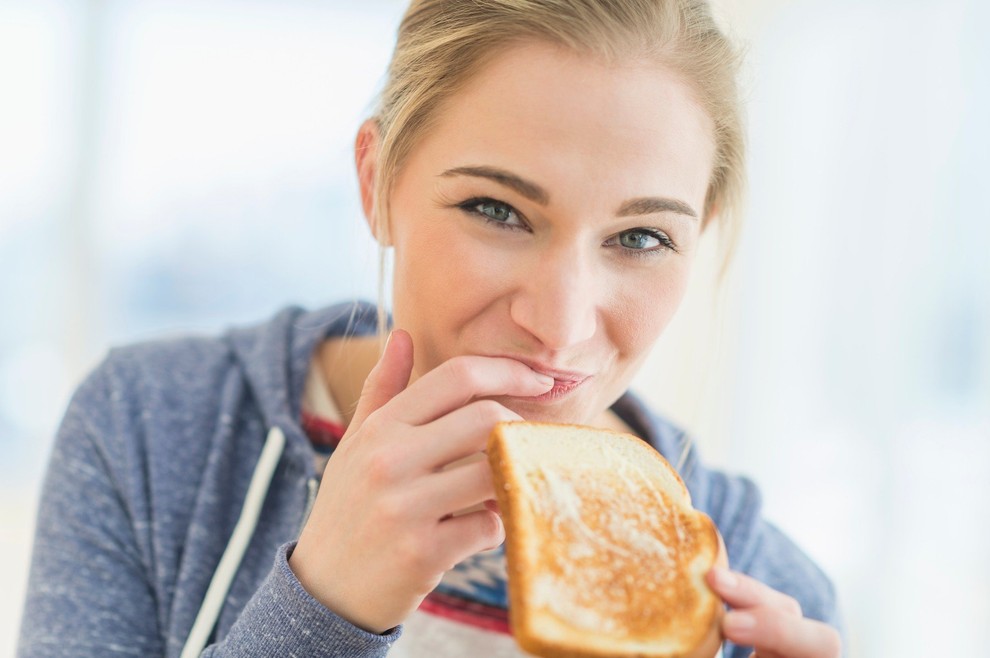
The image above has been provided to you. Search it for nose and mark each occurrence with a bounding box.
[509,246,598,351]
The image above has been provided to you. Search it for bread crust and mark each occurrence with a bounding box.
[487,421,725,658]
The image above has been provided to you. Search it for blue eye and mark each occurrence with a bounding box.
[477,200,514,223]
[619,230,660,250]
[607,228,677,255]
[459,197,527,230]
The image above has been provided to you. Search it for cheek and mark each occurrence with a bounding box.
[391,216,506,333]
[607,263,693,359]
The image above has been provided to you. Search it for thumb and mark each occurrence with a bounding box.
[347,329,414,431]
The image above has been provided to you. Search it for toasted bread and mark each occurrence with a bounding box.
[487,421,725,658]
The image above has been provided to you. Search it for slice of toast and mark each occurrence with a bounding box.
[487,421,724,658]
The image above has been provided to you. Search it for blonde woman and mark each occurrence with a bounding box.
[20,1,843,657]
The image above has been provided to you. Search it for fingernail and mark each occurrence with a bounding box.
[380,330,394,359]
[712,567,738,590]
[534,373,554,387]
[724,611,756,632]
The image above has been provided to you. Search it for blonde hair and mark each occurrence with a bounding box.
[369,0,746,332]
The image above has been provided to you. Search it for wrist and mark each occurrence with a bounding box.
[287,540,396,635]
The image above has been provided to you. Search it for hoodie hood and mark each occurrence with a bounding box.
[223,301,382,470]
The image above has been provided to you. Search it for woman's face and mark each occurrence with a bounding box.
[367,41,715,424]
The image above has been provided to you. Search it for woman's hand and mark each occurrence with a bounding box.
[707,568,842,658]
[289,330,553,634]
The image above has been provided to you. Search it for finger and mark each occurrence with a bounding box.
[362,399,517,480]
[707,568,803,617]
[388,355,553,425]
[415,399,522,470]
[347,329,414,432]
[420,459,495,519]
[432,508,505,570]
[723,609,842,658]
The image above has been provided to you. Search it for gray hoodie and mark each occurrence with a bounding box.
[18,302,841,657]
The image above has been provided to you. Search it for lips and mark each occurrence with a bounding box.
[531,375,590,402]
[491,355,592,402]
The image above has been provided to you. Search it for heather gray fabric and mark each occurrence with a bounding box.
[18,301,843,657]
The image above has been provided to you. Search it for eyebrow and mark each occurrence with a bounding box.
[617,197,697,220]
[441,166,549,205]
[440,165,698,220]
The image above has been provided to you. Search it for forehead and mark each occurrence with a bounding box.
[410,40,716,208]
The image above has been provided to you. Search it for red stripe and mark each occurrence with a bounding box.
[419,592,511,635]
[301,411,346,448]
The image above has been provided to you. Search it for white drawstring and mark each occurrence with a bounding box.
[180,426,286,658]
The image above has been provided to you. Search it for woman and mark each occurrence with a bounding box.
[19,1,843,657]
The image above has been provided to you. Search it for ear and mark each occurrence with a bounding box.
[355,118,388,244]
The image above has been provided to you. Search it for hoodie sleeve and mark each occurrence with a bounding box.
[201,543,401,657]
[18,364,166,657]
[18,358,401,658]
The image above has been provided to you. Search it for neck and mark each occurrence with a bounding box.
[316,334,382,427]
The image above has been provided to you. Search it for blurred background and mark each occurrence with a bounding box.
[1,0,987,655]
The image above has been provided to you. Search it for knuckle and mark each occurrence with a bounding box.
[366,450,401,487]
[471,460,495,493]
[823,627,843,657]
[446,357,481,391]
[472,399,509,426]
[394,533,432,572]
[760,607,831,656]
[374,493,410,525]
[360,408,387,439]
[783,596,803,617]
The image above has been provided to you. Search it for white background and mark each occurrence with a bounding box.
[1,1,988,656]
